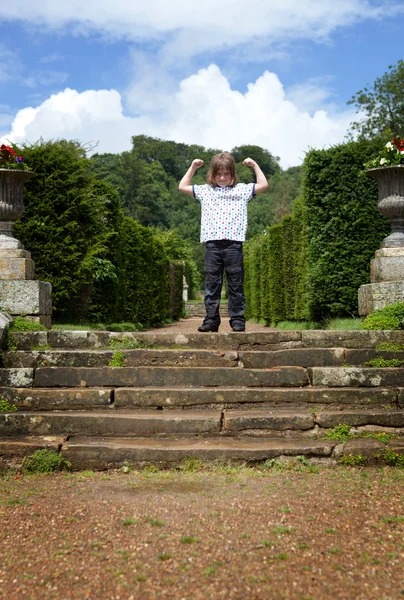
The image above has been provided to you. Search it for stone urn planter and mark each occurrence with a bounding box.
[359,165,404,316]
[0,168,32,249]
[367,165,404,248]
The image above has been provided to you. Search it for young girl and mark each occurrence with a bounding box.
[179,152,268,332]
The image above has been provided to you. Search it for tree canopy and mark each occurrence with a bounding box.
[90,136,301,243]
[348,59,404,138]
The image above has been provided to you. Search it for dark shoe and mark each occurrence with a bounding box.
[231,320,245,332]
[197,322,219,332]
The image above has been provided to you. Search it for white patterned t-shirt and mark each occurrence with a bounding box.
[193,183,255,243]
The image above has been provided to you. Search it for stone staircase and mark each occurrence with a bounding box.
[185,301,229,318]
[0,329,404,470]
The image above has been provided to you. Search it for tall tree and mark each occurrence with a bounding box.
[348,60,404,138]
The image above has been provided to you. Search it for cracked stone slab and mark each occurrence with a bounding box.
[62,436,338,470]
[309,367,404,387]
[114,387,397,409]
[239,348,345,368]
[302,330,404,349]
[0,410,222,437]
[316,410,404,428]
[3,349,239,369]
[34,366,309,388]
[223,410,314,431]
[0,368,33,387]
[0,387,112,410]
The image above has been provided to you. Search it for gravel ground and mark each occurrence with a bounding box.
[1,464,403,600]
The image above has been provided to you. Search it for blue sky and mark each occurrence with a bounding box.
[1,1,403,167]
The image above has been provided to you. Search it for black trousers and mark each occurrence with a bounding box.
[203,240,246,327]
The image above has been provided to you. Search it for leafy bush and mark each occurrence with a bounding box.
[361,302,404,330]
[108,351,126,367]
[9,317,46,332]
[364,357,404,367]
[0,399,18,413]
[107,323,142,332]
[22,449,71,473]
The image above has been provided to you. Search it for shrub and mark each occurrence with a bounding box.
[0,399,18,413]
[22,449,71,473]
[361,302,404,330]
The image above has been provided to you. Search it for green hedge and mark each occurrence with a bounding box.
[303,139,389,320]
[245,138,391,323]
[13,139,187,326]
[169,261,186,320]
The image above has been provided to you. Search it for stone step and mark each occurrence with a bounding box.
[1,408,402,440]
[309,367,404,387]
[0,387,113,410]
[2,435,403,471]
[185,302,229,317]
[62,436,339,469]
[223,409,404,433]
[9,329,404,351]
[0,410,222,437]
[5,347,404,369]
[240,349,404,368]
[0,386,399,412]
[2,349,239,369]
[114,386,400,410]
[33,366,309,388]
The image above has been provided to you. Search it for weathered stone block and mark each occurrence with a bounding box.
[316,410,404,428]
[358,281,404,316]
[239,348,345,368]
[224,410,314,431]
[33,366,309,388]
[0,256,35,279]
[309,366,404,387]
[0,387,112,410]
[0,368,33,387]
[370,247,404,282]
[0,280,52,314]
[0,410,222,437]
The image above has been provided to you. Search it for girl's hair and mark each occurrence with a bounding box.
[207,152,237,187]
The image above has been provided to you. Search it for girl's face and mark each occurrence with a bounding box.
[214,166,232,187]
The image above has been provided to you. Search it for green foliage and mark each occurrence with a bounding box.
[348,59,404,139]
[383,448,404,467]
[376,342,404,351]
[361,302,404,330]
[169,261,186,320]
[268,224,285,323]
[303,139,390,320]
[10,317,46,332]
[364,357,404,368]
[108,351,126,367]
[108,337,149,350]
[0,399,18,412]
[22,449,71,473]
[338,454,368,466]
[322,424,353,441]
[324,318,362,330]
[7,317,47,350]
[107,323,142,332]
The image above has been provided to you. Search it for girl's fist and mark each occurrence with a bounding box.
[192,159,204,168]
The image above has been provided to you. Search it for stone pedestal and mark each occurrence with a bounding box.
[358,281,404,316]
[0,279,52,328]
[358,166,404,317]
[370,247,404,282]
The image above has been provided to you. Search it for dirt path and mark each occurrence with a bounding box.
[1,465,403,600]
[146,317,274,335]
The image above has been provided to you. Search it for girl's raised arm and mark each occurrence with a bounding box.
[243,158,268,195]
[178,159,204,196]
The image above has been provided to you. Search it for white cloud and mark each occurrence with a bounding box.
[1,65,356,168]
[0,1,400,61]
